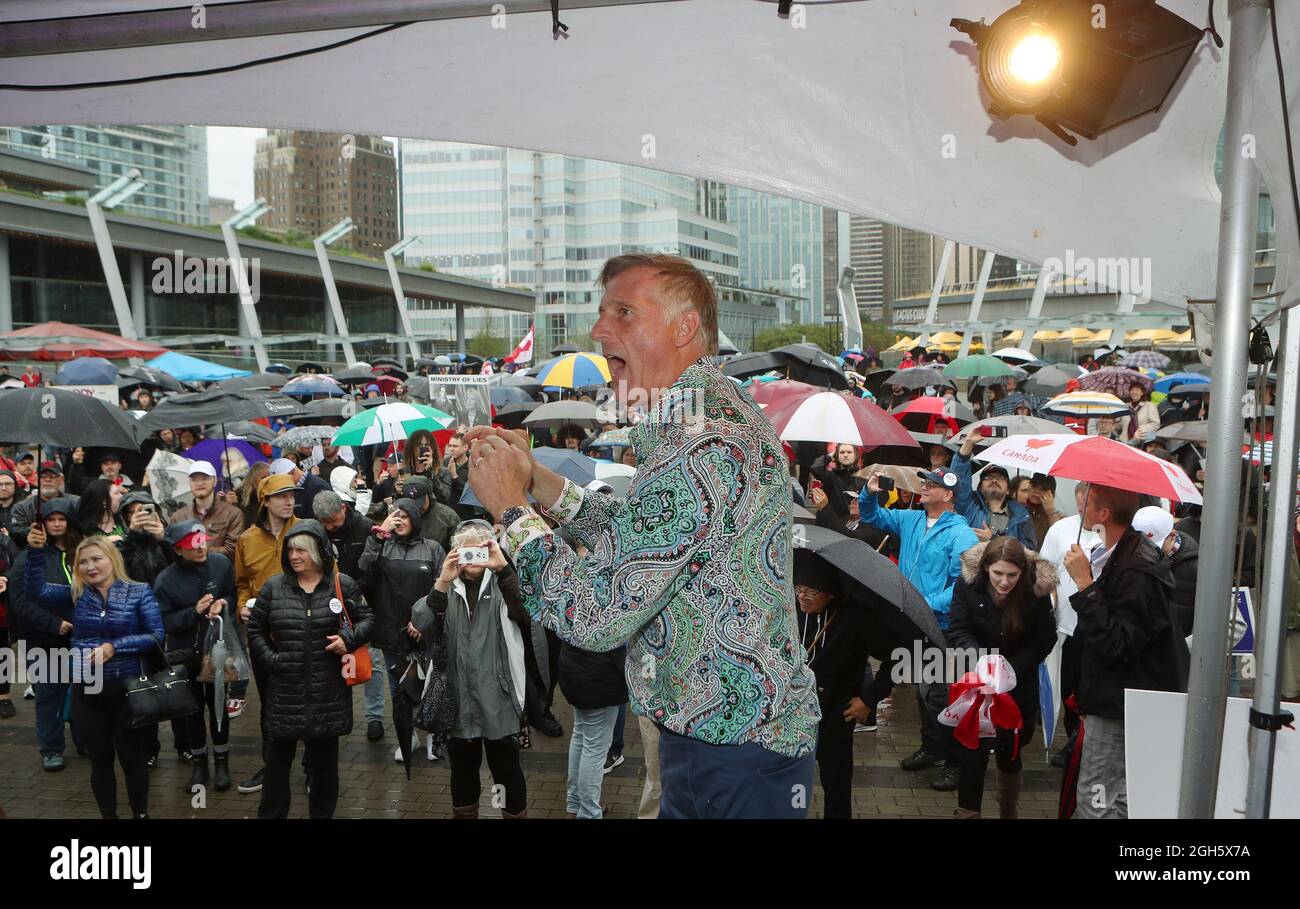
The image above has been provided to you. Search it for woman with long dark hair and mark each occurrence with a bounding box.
[946,536,1057,818]
[1123,381,1161,446]
[76,479,125,540]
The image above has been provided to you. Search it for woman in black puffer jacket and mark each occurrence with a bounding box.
[947,537,1057,819]
[559,640,627,819]
[247,520,372,819]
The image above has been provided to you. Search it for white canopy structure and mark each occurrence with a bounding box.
[0,0,1297,819]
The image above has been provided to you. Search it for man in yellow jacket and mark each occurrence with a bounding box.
[233,473,299,795]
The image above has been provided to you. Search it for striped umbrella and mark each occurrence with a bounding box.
[1243,441,1300,467]
[332,401,454,446]
[1041,391,1129,417]
[1120,350,1171,370]
[1077,366,1152,396]
[992,392,1048,417]
[765,392,917,449]
[535,353,611,389]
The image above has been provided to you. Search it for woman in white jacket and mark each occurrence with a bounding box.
[1122,381,1161,446]
[328,464,374,516]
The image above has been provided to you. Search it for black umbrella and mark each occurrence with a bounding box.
[491,386,532,407]
[0,387,141,450]
[117,365,185,393]
[404,375,430,400]
[550,342,580,357]
[1024,365,1075,397]
[861,368,897,399]
[290,398,352,424]
[495,373,543,392]
[205,421,279,445]
[374,365,409,381]
[294,361,328,374]
[886,367,950,391]
[140,388,303,430]
[369,356,404,369]
[333,365,379,386]
[793,525,945,647]
[219,372,287,391]
[493,401,540,429]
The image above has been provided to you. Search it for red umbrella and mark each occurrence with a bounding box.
[765,392,918,450]
[974,434,1202,503]
[0,321,170,361]
[747,379,821,409]
[890,396,964,436]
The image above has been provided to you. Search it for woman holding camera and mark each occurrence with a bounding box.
[946,537,1057,818]
[27,527,164,818]
[357,498,447,758]
[247,520,372,819]
[425,520,535,818]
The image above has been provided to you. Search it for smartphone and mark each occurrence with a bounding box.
[877,476,896,493]
[978,425,1010,439]
[139,503,156,518]
[420,446,433,459]
[458,546,489,566]
[809,478,823,494]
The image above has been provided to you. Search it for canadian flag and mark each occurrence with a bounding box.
[480,360,495,375]
[505,325,534,365]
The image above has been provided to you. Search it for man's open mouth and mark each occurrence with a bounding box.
[606,356,627,378]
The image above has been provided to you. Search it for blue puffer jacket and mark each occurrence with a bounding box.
[26,545,164,682]
[857,491,979,629]
[950,452,1038,549]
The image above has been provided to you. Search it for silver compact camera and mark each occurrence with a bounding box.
[458,546,490,566]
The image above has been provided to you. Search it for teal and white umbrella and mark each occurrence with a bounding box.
[332,401,453,446]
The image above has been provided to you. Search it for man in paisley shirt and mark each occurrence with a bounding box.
[467,254,820,818]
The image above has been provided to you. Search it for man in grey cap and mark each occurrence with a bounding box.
[11,462,80,547]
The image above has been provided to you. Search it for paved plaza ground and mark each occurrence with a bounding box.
[0,682,1067,819]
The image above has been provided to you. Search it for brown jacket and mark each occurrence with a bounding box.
[234,516,299,613]
[170,497,246,559]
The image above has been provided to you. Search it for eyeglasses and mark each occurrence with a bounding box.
[794,586,825,600]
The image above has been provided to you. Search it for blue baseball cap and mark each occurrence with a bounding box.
[916,467,960,489]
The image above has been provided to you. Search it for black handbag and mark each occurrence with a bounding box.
[123,636,200,730]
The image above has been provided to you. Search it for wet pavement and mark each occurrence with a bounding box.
[0,682,1067,819]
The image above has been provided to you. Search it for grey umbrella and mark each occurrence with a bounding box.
[793,525,944,647]
[1024,365,1075,396]
[523,400,602,429]
[951,415,1077,448]
[886,367,950,391]
[118,365,185,393]
[220,372,287,391]
[204,421,279,445]
[272,425,343,448]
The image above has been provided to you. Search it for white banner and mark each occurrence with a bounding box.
[55,384,119,405]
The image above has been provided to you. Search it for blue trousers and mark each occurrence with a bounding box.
[657,726,815,819]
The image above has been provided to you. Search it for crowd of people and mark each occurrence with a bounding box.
[0,254,1297,822]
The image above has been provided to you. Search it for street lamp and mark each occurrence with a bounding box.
[314,217,357,364]
[222,197,273,371]
[383,235,422,365]
[86,168,145,340]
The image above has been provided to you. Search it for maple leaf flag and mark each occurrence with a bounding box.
[505,325,534,366]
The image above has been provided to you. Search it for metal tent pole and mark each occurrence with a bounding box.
[1178,0,1270,819]
[1245,302,1299,817]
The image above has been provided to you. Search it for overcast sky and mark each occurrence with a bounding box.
[206,126,265,209]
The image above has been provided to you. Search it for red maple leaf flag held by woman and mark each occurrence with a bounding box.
[940,654,1024,755]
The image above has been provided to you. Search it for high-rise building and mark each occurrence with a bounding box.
[847,215,885,320]
[399,141,741,352]
[0,125,208,225]
[254,130,398,256]
[882,224,1015,322]
[725,186,830,325]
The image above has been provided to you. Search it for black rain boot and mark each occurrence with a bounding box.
[187,753,210,794]
[212,752,232,792]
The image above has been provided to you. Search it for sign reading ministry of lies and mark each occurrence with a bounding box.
[426,375,492,430]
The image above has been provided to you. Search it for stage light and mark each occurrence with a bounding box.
[952,0,1203,145]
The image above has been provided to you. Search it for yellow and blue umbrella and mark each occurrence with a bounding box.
[535,352,611,389]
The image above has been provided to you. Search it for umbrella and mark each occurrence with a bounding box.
[523,400,602,430]
[272,425,343,449]
[885,366,950,391]
[765,392,917,449]
[1154,372,1210,394]
[0,386,141,449]
[459,447,606,508]
[1077,366,1152,396]
[375,365,410,381]
[266,363,294,375]
[1120,350,1171,370]
[861,463,925,494]
[220,372,287,391]
[1243,441,1300,468]
[1041,391,1128,417]
[493,402,540,429]
[975,434,1202,504]
[281,374,347,399]
[746,378,822,409]
[1155,421,1211,445]
[181,439,269,481]
[140,388,303,430]
[146,351,251,383]
[433,356,452,367]
[1168,383,1211,397]
[493,372,543,392]
[117,365,184,393]
[950,415,1078,448]
[294,361,329,374]
[589,426,634,448]
[535,353,612,389]
[1024,365,1076,397]
[593,461,637,496]
[204,421,278,445]
[971,366,1028,388]
[333,402,454,447]
[991,347,1036,362]
[52,356,119,386]
[550,342,580,357]
[890,397,972,433]
[333,365,381,386]
[792,525,945,647]
[0,320,169,361]
[291,398,353,424]
[992,392,1048,417]
[724,347,849,390]
[943,355,1021,380]
[490,385,532,408]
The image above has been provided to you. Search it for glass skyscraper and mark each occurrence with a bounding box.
[725,186,829,325]
[0,125,208,225]
[400,141,739,352]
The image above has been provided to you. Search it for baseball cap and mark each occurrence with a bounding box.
[17,451,34,462]
[1132,506,1175,545]
[187,461,217,478]
[979,463,1010,481]
[39,460,63,476]
[165,521,207,549]
[916,467,960,489]
[99,451,122,464]
[268,458,297,476]
[401,476,433,501]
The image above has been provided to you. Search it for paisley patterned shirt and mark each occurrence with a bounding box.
[502,358,820,756]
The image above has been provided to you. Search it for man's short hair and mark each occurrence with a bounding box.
[598,253,719,355]
[1029,474,1057,494]
[1090,484,1139,527]
[312,490,345,522]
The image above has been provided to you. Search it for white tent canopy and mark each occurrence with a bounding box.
[0,0,1295,309]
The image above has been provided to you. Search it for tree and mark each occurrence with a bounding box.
[754,320,896,355]
[468,319,508,359]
